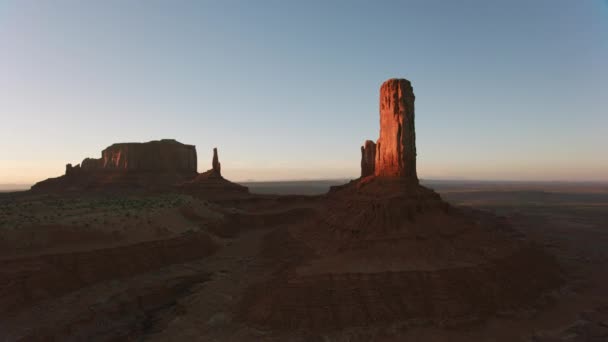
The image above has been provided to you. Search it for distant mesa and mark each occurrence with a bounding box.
[78,139,197,173]
[31,139,247,194]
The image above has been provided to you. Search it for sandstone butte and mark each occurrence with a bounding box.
[79,139,197,173]
[238,78,562,331]
[363,78,418,181]
[31,139,247,194]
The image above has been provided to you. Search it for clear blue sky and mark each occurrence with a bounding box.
[1,0,607,184]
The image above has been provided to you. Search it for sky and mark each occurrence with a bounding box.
[1,0,607,185]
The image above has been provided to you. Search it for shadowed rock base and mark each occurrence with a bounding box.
[179,171,249,197]
[178,148,249,198]
[238,178,562,331]
[31,170,197,192]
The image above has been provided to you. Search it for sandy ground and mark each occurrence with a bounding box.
[0,181,607,341]
[0,193,223,259]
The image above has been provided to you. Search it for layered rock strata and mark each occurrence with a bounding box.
[238,78,561,331]
[212,147,221,175]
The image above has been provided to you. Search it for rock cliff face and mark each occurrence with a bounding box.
[374,79,418,182]
[80,139,197,173]
[360,140,376,178]
[31,139,198,192]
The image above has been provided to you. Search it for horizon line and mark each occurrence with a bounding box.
[3,177,608,191]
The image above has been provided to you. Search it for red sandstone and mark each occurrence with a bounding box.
[374,78,418,182]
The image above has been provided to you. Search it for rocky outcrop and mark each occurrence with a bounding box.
[80,139,197,173]
[80,158,102,171]
[65,163,81,177]
[360,140,376,178]
[212,147,221,175]
[374,78,418,182]
[179,148,249,197]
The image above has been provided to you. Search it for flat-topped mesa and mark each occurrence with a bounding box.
[31,139,199,192]
[79,139,197,173]
[374,78,418,183]
[360,140,376,178]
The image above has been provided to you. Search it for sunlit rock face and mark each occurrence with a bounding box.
[374,78,418,182]
[360,140,376,178]
[80,139,197,173]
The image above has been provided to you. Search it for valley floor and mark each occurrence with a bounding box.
[1,181,607,341]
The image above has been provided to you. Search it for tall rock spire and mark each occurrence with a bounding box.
[374,78,418,183]
[212,147,221,175]
[360,140,376,178]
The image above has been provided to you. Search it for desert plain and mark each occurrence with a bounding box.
[1,179,607,341]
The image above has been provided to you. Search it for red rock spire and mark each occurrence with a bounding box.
[374,78,418,183]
